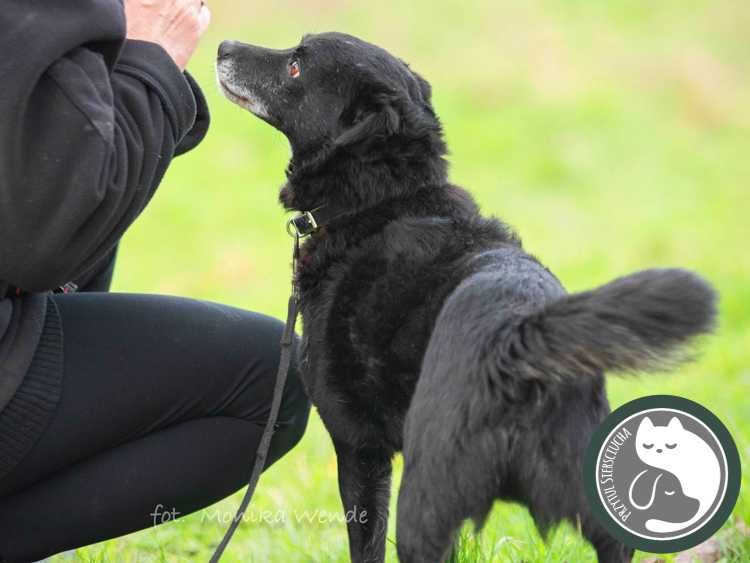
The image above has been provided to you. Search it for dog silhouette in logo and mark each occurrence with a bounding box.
[628,468,700,528]
[634,416,721,533]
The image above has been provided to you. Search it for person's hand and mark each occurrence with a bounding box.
[124,0,211,70]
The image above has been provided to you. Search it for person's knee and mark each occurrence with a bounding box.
[220,309,311,463]
[272,402,309,460]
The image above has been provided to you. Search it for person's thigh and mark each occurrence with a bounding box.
[0,292,309,496]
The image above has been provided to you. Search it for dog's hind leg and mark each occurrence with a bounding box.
[396,428,498,563]
[582,520,634,563]
[521,463,635,563]
[334,440,392,563]
[509,384,634,563]
[397,266,543,562]
[398,387,633,563]
[396,297,509,561]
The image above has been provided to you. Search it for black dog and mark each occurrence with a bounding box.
[216,33,716,562]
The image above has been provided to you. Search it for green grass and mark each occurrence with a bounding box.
[56,0,749,561]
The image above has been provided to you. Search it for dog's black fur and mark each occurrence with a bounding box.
[217,33,716,563]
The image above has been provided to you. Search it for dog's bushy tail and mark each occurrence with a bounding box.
[507,268,716,381]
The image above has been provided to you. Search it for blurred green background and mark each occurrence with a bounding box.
[65,0,749,561]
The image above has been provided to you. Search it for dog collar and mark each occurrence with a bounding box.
[287,206,341,238]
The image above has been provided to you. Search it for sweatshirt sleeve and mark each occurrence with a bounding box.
[0,1,208,291]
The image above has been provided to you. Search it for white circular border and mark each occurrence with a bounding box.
[595,407,729,541]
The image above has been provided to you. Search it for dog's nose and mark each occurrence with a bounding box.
[218,40,240,61]
[656,448,663,453]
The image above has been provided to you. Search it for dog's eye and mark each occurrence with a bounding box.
[665,443,677,449]
[288,60,301,78]
[642,443,654,449]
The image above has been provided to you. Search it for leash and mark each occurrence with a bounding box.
[209,218,307,562]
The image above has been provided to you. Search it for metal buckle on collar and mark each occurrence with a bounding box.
[55,282,79,295]
[286,210,319,238]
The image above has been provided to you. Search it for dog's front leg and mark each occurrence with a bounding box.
[334,441,392,563]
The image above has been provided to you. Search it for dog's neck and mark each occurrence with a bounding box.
[279,144,449,220]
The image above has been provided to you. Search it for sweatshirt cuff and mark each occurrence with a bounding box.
[176,71,211,156]
[115,40,199,149]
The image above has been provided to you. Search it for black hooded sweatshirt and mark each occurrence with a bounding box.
[0,1,210,476]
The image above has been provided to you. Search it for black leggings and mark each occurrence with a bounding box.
[0,292,310,562]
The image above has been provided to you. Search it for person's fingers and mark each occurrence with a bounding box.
[198,4,211,34]
[183,0,203,12]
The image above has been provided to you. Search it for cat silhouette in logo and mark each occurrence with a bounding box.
[635,416,721,533]
[628,468,700,528]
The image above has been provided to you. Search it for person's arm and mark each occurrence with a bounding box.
[0,0,210,292]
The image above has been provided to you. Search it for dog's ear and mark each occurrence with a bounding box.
[629,469,661,510]
[334,76,439,156]
[411,70,434,111]
[334,88,403,155]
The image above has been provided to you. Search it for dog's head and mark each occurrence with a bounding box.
[629,468,700,524]
[216,32,447,210]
